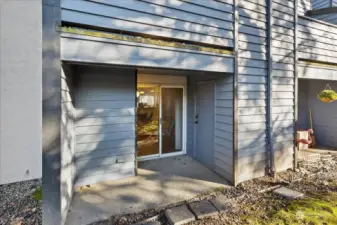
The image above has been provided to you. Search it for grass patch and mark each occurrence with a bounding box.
[33,186,42,201]
[244,192,337,225]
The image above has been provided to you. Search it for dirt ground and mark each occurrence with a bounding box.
[92,155,337,225]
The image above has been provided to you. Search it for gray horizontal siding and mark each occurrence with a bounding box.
[61,33,234,73]
[61,0,234,47]
[298,17,337,65]
[271,0,295,173]
[298,64,337,80]
[298,0,312,16]
[61,64,76,221]
[236,0,268,183]
[312,0,334,9]
[73,66,136,186]
[214,76,233,183]
[312,13,337,25]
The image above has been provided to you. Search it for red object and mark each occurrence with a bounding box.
[297,129,313,145]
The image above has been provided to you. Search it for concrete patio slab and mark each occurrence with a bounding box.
[273,187,304,200]
[165,205,195,225]
[66,155,229,225]
[188,200,219,219]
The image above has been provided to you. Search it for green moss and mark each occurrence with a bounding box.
[33,186,42,201]
[60,26,233,55]
[244,192,337,225]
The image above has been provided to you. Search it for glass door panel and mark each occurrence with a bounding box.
[136,86,160,157]
[160,87,184,154]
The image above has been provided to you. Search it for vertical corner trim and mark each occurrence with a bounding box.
[293,0,299,170]
[267,0,275,175]
[233,0,239,186]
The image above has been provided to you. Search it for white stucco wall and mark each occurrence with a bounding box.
[0,0,42,184]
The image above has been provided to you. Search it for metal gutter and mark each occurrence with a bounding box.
[232,0,239,186]
[267,0,275,176]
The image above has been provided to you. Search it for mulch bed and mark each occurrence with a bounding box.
[0,179,42,225]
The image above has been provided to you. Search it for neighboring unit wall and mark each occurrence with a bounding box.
[73,66,136,186]
[0,0,42,184]
[60,64,75,221]
[236,0,268,183]
[312,0,336,9]
[271,0,296,173]
[298,0,312,16]
[60,0,234,48]
[214,76,234,183]
[311,12,337,24]
[298,16,337,65]
[299,80,337,148]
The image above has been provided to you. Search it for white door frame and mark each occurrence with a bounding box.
[138,85,187,161]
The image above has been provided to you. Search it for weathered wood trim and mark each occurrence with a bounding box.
[299,59,337,69]
[233,0,239,186]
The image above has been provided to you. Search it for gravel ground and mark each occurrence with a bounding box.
[0,179,42,225]
[90,154,337,225]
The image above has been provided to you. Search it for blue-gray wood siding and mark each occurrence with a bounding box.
[60,0,234,48]
[312,0,337,9]
[186,77,195,158]
[298,16,337,66]
[236,0,268,183]
[214,76,233,182]
[60,33,234,73]
[61,63,75,221]
[271,0,295,173]
[299,64,337,80]
[298,0,312,16]
[298,80,310,129]
[311,12,337,25]
[73,66,136,186]
[298,79,337,148]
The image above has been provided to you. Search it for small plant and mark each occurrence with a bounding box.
[317,84,337,103]
[33,186,42,201]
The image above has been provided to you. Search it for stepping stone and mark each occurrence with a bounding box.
[165,205,195,225]
[273,187,304,200]
[188,200,219,220]
[210,195,232,212]
[142,221,161,225]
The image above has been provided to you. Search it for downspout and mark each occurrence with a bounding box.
[267,0,275,176]
[232,0,239,186]
[294,0,299,170]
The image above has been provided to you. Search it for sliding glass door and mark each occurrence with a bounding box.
[160,86,184,155]
[136,85,160,157]
[137,85,185,159]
